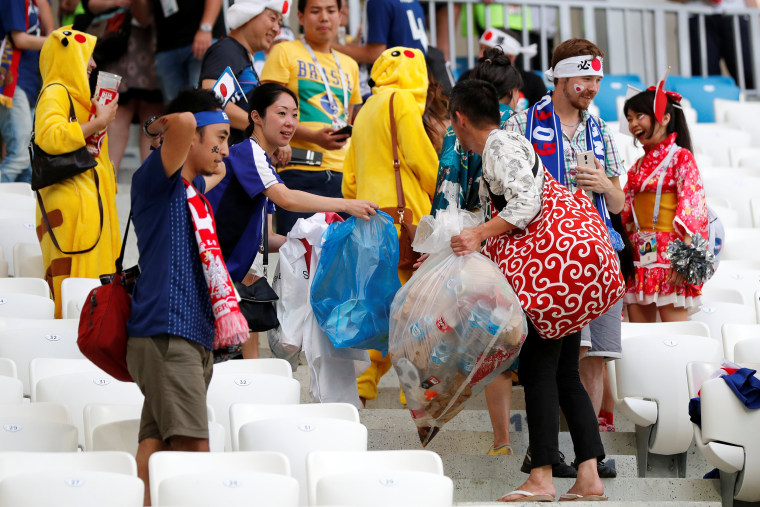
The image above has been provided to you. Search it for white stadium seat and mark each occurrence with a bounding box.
[615,334,721,477]
[306,450,444,507]
[238,417,368,506]
[229,402,359,451]
[0,471,143,507]
[148,451,291,507]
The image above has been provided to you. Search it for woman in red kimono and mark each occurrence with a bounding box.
[621,88,709,323]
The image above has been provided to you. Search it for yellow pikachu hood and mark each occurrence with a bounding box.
[369,47,428,114]
[39,27,96,108]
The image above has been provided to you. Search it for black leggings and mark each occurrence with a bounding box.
[519,320,605,468]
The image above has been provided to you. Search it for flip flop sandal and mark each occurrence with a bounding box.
[498,490,555,502]
[559,493,609,501]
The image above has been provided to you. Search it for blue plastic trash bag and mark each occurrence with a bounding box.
[311,211,402,353]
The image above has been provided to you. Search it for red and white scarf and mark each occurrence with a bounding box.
[184,180,249,348]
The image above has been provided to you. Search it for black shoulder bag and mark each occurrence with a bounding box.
[30,83,104,255]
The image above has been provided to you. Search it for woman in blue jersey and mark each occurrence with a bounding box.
[205,82,377,358]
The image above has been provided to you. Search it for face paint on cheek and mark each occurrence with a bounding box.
[211,145,219,154]
[574,84,585,94]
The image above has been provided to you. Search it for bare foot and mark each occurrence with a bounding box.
[497,469,556,502]
[563,458,604,499]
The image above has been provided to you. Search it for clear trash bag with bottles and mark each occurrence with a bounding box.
[389,205,527,446]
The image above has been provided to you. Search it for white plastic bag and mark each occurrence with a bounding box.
[389,206,527,445]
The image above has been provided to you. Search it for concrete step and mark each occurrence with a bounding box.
[367,428,636,456]
[453,477,721,504]
[360,407,636,434]
[442,454,638,479]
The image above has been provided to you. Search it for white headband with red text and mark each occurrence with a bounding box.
[544,55,604,80]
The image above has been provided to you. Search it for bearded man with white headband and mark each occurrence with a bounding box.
[200,0,288,148]
[504,38,626,496]
[477,27,546,109]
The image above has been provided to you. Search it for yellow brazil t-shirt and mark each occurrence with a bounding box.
[261,39,362,173]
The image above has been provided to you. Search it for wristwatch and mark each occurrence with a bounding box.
[199,23,213,33]
[143,116,160,138]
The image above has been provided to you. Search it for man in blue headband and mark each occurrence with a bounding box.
[127,88,230,506]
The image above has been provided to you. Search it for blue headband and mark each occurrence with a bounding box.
[194,110,230,128]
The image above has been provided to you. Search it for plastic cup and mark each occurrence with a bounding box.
[95,71,122,105]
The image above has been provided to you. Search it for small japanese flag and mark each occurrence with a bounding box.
[212,67,247,108]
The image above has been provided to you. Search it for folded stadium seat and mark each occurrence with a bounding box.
[0,403,78,452]
[159,471,299,507]
[703,177,760,227]
[721,228,760,261]
[213,357,294,378]
[713,97,745,124]
[12,243,43,279]
[0,471,143,507]
[729,147,760,169]
[724,105,760,145]
[0,451,137,483]
[615,334,721,477]
[691,124,752,167]
[0,356,17,377]
[0,294,54,319]
[229,402,359,451]
[708,260,760,309]
[0,357,22,402]
[607,321,711,404]
[699,286,745,306]
[60,277,100,319]
[687,361,760,507]
[734,337,760,363]
[0,182,33,197]
[667,75,741,123]
[722,323,760,361]
[705,204,740,229]
[0,194,35,217]
[698,165,759,181]
[206,369,300,451]
[148,451,292,507]
[306,450,445,507]
[0,318,81,396]
[84,403,224,454]
[30,357,144,447]
[0,214,38,276]
[594,74,645,122]
[690,298,758,341]
[752,199,760,228]
[238,417,368,506]
[0,277,49,298]
[316,470,454,507]
[0,247,7,278]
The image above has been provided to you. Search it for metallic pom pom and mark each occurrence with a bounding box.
[666,234,715,285]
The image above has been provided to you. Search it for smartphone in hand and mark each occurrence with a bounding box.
[330,125,353,137]
[576,150,595,169]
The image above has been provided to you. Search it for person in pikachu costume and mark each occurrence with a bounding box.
[343,46,438,405]
[35,27,121,318]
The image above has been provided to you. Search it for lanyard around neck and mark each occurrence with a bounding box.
[631,143,678,231]
[301,38,348,117]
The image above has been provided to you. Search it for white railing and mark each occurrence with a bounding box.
[349,0,760,94]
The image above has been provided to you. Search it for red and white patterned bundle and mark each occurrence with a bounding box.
[484,173,625,340]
